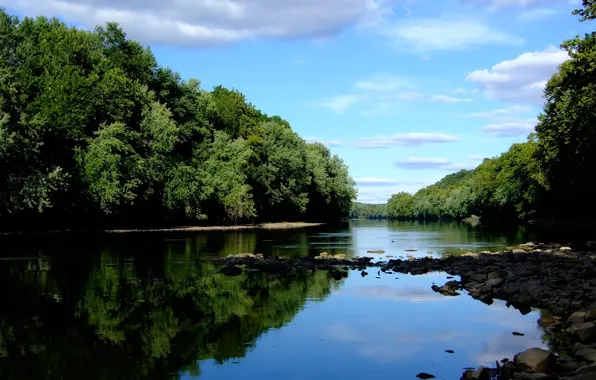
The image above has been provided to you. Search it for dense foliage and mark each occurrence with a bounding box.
[388,3,596,222]
[0,11,357,230]
[349,202,388,219]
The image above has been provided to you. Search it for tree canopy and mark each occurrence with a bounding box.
[0,11,357,230]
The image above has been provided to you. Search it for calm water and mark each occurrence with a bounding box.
[0,221,557,380]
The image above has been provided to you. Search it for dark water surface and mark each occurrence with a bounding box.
[0,221,557,379]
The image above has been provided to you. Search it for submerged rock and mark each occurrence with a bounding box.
[416,373,436,379]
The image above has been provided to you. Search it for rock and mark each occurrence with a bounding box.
[567,373,596,380]
[575,347,596,362]
[570,322,596,342]
[416,373,436,379]
[445,349,455,354]
[560,361,581,372]
[512,331,525,336]
[514,347,557,374]
[575,364,596,375]
[487,277,504,287]
[512,249,527,254]
[361,270,368,277]
[569,312,587,325]
[217,265,243,276]
[561,247,572,251]
[472,366,490,380]
[586,305,596,323]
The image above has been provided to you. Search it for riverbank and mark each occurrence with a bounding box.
[209,242,596,379]
[0,222,325,237]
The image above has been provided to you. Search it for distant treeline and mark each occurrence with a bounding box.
[349,202,387,219]
[0,11,357,230]
[386,2,596,222]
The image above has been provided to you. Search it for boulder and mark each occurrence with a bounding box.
[472,366,490,380]
[487,277,504,287]
[514,347,557,374]
[570,322,596,342]
[569,312,587,325]
[586,305,596,323]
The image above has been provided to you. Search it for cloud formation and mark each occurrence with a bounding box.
[375,17,523,53]
[482,121,535,136]
[429,94,472,103]
[356,178,429,187]
[2,0,389,46]
[395,157,477,170]
[461,0,569,10]
[304,137,342,147]
[464,105,532,118]
[466,46,570,105]
[356,133,458,148]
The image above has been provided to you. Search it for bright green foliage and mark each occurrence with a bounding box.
[0,10,356,228]
[386,140,545,220]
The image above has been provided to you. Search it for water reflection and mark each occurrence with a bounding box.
[0,221,558,380]
[0,253,343,380]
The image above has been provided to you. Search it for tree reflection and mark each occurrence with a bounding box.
[0,254,342,379]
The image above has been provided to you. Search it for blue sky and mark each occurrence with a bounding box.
[2,0,588,203]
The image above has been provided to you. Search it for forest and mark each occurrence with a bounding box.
[385,0,596,223]
[349,202,387,219]
[0,10,357,231]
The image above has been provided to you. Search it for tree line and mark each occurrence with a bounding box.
[387,1,596,223]
[349,202,388,219]
[0,10,357,230]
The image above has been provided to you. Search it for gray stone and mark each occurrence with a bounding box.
[576,348,596,362]
[570,312,587,325]
[570,322,596,342]
[514,347,558,374]
[560,361,581,372]
[487,277,504,287]
[568,373,596,380]
[575,364,596,375]
[472,366,490,380]
[586,308,596,323]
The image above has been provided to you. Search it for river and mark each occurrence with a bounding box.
[0,220,560,379]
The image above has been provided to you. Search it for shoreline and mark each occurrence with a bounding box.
[209,243,596,379]
[0,222,325,237]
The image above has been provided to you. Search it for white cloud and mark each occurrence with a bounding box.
[395,157,477,170]
[304,137,342,146]
[355,73,414,92]
[317,73,419,113]
[375,17,523,52]
[356,133,458,148]
[482,121,535,136]
[468,154,486,160]
[356,178,429,187]
[516,8,558,21]
[318,94,363,113]
[429,94,472,103]
[2,0,389,46]
[466,45,570,105]
[461,0,567,9]
[464,105,532,118]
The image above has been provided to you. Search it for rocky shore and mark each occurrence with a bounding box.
[208,242,596,379]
